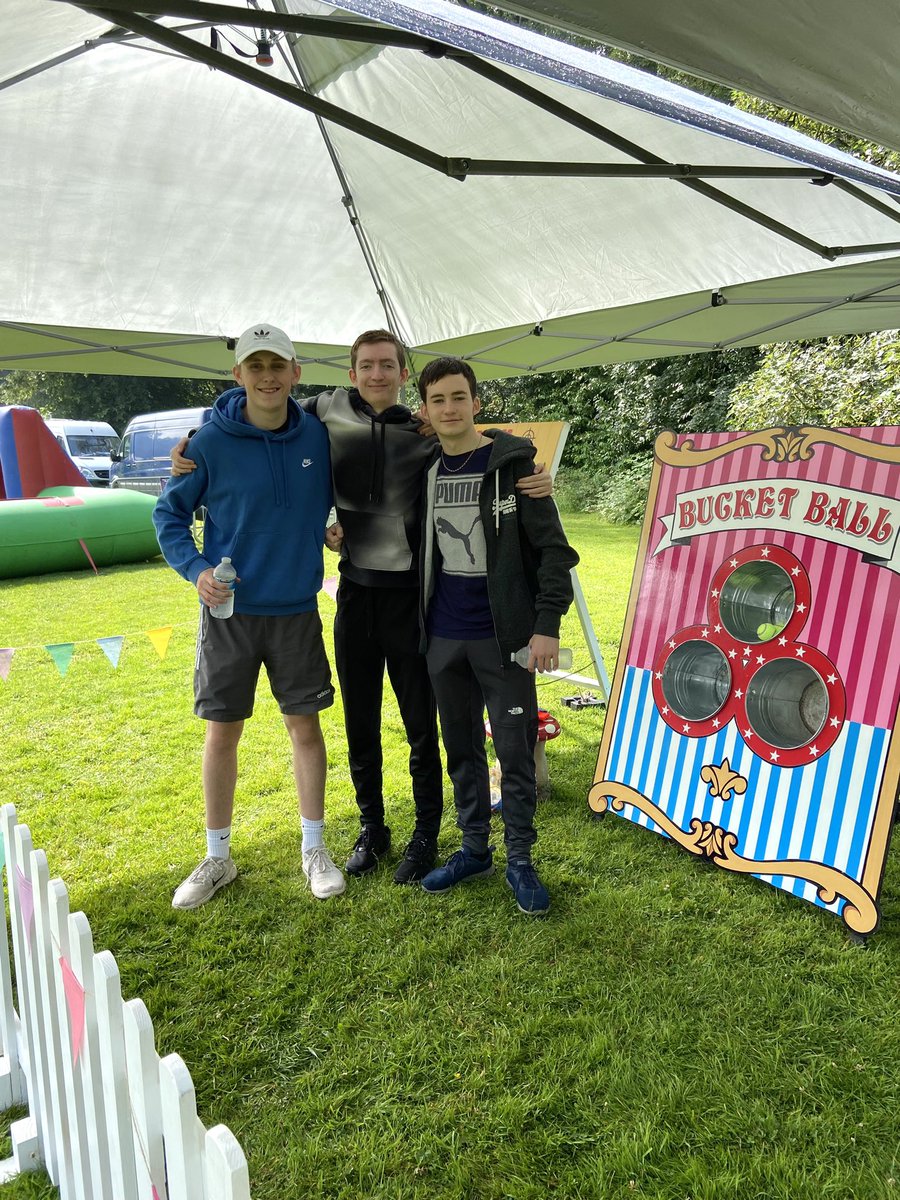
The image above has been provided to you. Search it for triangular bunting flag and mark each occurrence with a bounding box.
[0,649,13,682]
[146,627,173,659]
[96,636,124,668]
[46,643,75,677]
[59,956,86,1067]
[15,867,34,948]
[322,576,339,602]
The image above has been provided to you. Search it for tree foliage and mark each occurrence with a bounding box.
[728,332,900,430]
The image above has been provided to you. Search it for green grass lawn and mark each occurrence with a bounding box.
[1,515,899,1199]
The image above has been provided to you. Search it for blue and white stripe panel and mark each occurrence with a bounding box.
[603,667,889,915]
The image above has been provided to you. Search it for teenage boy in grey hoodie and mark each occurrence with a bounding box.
[416,357,579,915]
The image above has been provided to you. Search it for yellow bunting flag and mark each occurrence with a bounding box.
[46,643,75,677]
[0,649,13,682]
[146,626,173,660]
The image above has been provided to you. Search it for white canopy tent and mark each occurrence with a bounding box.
[2,0,900,382]
[491,0,900,154]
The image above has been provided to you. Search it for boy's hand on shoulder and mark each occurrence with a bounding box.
[325,522,344,553]
[517,462,552,498]
[171,436,196,477]
[415,406,435,438]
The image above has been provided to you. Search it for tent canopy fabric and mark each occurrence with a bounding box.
[490,0,900,155]
[2,0,900,383]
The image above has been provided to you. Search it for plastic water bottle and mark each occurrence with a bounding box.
[511,645,573,671]
[209,557,237,619]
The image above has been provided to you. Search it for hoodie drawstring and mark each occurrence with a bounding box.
[368,417,387,504]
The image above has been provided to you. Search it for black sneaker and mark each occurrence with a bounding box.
[346,824,391,876]
[393,831,438,884]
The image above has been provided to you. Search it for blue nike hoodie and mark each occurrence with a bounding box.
[152,388,332,615]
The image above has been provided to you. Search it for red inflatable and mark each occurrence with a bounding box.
[0,406,84,499]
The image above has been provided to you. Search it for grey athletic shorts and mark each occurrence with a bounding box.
[194,608,334,722]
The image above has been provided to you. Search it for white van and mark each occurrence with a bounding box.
[45,418,120,487]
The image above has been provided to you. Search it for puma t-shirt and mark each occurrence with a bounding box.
[427,443,494,640]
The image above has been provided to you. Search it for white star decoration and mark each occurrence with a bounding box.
[809,745,819,756]
[778,636,788,646]
[702,628,709,639]
[742,646,751,656]
[830,717,840,727]
[713,719,720,728]
[795,647,806,658]
[827,674,837,684]
[735,688,744,699]
[791,566,800,576]
[797,603,807,612]
[756,655,764,664]
[770,751,780,761]
[761,547,770,557]
[682,724,690,733]
[730,558,738,567]
[712,588,719,598]
[714,624,722,633]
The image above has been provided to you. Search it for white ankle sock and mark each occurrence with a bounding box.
[301,818,324,853]
[206,826,232,859]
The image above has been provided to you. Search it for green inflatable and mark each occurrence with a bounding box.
[0,486,161,579]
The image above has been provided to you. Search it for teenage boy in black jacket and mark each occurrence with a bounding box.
[417,357,579,915]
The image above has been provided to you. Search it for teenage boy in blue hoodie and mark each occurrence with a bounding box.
[153,324,346,909]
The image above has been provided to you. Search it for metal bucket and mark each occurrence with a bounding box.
[718,561,795,643]
[661,641,731,721]
[745,659,828,748]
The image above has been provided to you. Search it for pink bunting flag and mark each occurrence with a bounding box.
[0,649,13,682]
[15,867,34,947]
[152,1187,161,1200]
[46,643,75,677]
[59,956,86,1067]
[322,575,339,601]
[96,636,124,668]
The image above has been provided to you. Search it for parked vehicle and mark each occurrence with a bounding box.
[109,407,211,496]
[45,418,119,487]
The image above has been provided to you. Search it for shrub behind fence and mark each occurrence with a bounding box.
[0,803,251,1199]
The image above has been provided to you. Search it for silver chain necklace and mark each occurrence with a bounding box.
[441,443,482,473]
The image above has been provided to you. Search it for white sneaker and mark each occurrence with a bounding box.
[303,845,346,899]
[172,856,237,910]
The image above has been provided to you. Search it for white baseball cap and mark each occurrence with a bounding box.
[234,324,296,365]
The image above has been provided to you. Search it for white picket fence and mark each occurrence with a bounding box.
[0,803,251,1199]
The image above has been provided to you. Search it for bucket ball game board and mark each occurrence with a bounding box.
[590,426,900,935]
